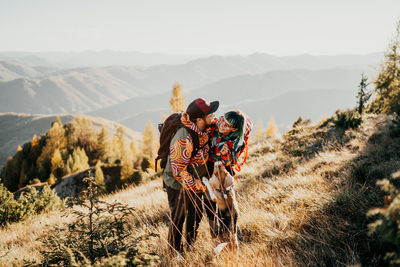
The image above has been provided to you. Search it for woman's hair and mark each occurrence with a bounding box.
[224,110,246,150]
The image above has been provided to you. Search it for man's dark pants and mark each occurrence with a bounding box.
[166,185,217,252]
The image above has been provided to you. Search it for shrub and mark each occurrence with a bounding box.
[389,116,400,138]
[282,127,328,159]
[368,174,400,266]
[141,157,151,171]
[0,183,63,227]
[332,109,362,130]
[40,172,159,266]
[292,116,312,129]
[131,170,143,185]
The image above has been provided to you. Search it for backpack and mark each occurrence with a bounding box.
[155,113,201,172]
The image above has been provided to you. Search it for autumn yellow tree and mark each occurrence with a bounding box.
[265,116,279,137]
[169,82,186,112]
[94,161,105,188]
[97,126,111,163]
[370,21,400,115]
[51,148,66,179]
[18,160,28,188]
[252,120,264,143]
[142,121,157,159]
[36,119,66,177]
[111,126,127,164]
[130,140,138,164]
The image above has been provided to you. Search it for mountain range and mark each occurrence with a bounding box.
[90,67,371,131]
[0,52,381,117]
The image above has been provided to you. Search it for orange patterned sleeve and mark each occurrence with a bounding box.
[170,135,206,193]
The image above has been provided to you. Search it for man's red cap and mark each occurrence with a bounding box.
[186,97,219,119]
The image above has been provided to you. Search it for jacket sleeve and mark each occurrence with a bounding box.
[169,130,206,193]
[219,143,234,166]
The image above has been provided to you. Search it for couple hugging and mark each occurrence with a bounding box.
[157,97,252,254]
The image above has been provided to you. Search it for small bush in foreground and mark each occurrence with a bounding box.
[0,183,62,227]
[368,171,400,266]
[40,172,159,266]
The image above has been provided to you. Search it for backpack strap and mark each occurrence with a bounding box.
[186,128,200,159]
[155,126,206,172]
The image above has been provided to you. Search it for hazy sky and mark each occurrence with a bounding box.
[1,0,399,56]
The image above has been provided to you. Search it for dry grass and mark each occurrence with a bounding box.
[0,114,397,266]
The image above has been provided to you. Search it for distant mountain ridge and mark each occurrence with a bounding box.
[0,51,205,68]
[90,67,370,131]
[0,52,382,128]
[0,61,46,81]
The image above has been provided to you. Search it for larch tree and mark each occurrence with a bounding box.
[97,126,111,163]
[265,116,279,138]
[142,121,157,159]
[112,126,127,164]
[169,82,186,112]
[94,161,105,188]
[51,148,65,179]
[370,21,400,115]
[129,140,138,164]
[252,120,264,143]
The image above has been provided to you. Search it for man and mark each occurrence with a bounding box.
[163,97,219,253]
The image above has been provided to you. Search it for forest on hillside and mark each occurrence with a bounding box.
[0,116,158,193]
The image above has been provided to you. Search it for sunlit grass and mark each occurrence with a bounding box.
[0,114,397,266]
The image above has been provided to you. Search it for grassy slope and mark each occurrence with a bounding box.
[1,114,399,266]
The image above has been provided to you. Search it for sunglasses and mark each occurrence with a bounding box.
[220,117,235,129]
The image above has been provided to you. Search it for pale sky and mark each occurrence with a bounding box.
[1,0,399,56]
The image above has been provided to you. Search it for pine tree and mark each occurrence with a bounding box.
[3,157,18,191]
[52,116,62,127]
[30,134,41,165]
[97,126,111,162]
[120,160,134,181]
[51,148,66,179]
[169,82,186,112]
[31,134,39,146]
[70,117,97,164]
[371,21,400,115]
[356,73,371,115]
[66,154,74,174]
[112,126,127,164]
[18,160,28,188]
[94,161,105,188]
[142,121,157,159]
[36,120,66,177]
[70,147,90,173]
[265,116,279,138]
[130,140,138,164]
[252,120,264,143]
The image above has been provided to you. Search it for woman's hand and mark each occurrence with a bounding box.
[220,143,229,155]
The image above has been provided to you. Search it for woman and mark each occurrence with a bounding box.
[206,110,252,242]
[208,110,253,176]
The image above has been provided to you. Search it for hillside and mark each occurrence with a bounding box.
[0,68,143,114]
[0,61,45,81]
[0,113,141,168]
[1,113,398,265]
